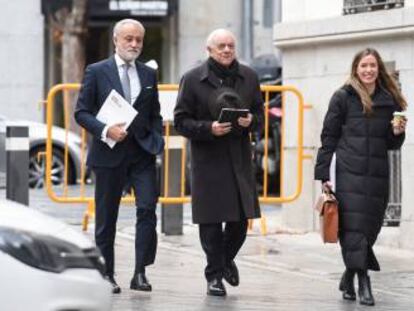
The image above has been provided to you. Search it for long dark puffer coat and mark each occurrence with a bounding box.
[315,85,404,270]
[174,61,263,224]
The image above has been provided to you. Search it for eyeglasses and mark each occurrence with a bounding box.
[215,43,235,51]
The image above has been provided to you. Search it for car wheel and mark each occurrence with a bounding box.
[29,146,75,189]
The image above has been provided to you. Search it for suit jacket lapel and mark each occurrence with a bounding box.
[102,56,124,97]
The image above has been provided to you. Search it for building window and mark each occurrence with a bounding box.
[343,0,404,15]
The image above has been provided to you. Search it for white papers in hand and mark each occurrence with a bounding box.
[96,89,138,148]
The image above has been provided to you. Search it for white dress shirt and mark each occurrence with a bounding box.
[101,54,142,141]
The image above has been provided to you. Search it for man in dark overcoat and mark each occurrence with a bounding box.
[75,19,163,293]
[174,28,263,296]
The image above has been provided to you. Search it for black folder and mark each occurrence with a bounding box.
[218,108,249,124]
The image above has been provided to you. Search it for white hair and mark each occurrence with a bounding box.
[206,28,236,48]
[113,19,145,38]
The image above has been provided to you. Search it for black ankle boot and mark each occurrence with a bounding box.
[339,269,356,301]
[358,271,375,306]
[207,278,226,296]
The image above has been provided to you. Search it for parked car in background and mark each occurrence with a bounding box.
[0,199,112,311]
[0,115,89,188]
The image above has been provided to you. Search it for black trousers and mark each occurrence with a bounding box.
[199,219,248,281]
[93,154,158,277]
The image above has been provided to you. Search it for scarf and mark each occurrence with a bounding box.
[207,57,239,88]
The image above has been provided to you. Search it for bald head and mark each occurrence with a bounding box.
[206,29,236,49]
[206,29,237,67]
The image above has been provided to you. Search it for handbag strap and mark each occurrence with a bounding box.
[323,188,336,196]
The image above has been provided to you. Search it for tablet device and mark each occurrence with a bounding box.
[218,108,249,124]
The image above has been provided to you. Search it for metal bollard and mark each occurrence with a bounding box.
[161,127,184,235]
[6,126,29,206]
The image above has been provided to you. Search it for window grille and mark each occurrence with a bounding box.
[343,0,404,15]
[385,150,402,226]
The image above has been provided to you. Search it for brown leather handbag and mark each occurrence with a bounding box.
[314,190,339,243]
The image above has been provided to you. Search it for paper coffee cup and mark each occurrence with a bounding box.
[392,111,407,127]
[393,111,406,119]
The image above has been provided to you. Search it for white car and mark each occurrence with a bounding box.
[0,114,89,189]
[0,199,112,311]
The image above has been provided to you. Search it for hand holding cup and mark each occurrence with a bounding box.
[391,111,407,136]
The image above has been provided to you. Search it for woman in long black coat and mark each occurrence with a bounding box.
[315,48,407,306]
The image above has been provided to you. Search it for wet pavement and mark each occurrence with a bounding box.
[2,186,414,310]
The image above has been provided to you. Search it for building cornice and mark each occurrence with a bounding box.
[274,7,414,48]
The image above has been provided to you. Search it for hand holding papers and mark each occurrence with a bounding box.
[96,90,138,148]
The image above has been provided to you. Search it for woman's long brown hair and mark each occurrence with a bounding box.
[346,48,407,115]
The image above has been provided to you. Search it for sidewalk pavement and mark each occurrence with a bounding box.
[2,187,414,310]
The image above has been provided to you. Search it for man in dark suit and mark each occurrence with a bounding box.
[75,19,163,294]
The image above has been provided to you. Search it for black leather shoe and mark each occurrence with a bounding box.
[223,260,239,287]
[339,269,356,301]
[130,273,152,292]
[106,276,121,294]
[207,278,226,297]
[358,272,375,306]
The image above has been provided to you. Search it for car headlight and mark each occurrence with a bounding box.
[0,227,105,274]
